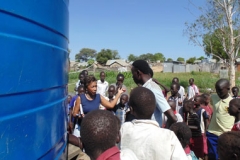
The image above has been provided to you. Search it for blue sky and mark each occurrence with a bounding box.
[68,0,206,61]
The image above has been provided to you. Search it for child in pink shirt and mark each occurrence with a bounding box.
[201,93,213,122]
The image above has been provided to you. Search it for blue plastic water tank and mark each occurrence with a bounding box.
[0,0,69,159]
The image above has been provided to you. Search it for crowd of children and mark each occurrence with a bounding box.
[67,60,240,160]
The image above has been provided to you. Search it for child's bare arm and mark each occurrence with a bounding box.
[68,133,83,149]
[203,111,209,131]
[73,97,81,117]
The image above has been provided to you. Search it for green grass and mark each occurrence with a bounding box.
[68,71,240,95]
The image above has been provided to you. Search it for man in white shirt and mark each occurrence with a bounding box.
[97,71,109,96]
[121,87,188,160]
[131,60,177,127]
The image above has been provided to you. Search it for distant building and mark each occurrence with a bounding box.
[78,62,88,67]
[70,61,79,71]
[193,60,202,64]
[106,59,129,68]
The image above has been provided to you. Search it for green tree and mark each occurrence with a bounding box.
[138,53,155,62]
[87,59,94,66]
[177,57,185,62]
[197,56,205,61]
[202,29,240,61]
[185,0,240,88]
[128,54,138,61]
[96,49,121,64]
[127,52,165,62]
[167,58,173,62]
[154,53,165,62]
[186,57,196,64]
[112,50,120,59]
[75,48,97,62]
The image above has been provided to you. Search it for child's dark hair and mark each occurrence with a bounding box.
[195,95,205,104]
[232,86,239,91]
[171,82,180,90]
[120,93,128,99]
[172,77,179,82]
[80,110,118,159]
[78,72,85,79]
[218,131,240,159]
[84,75,97,90]
[183,100,194,107]
[78,84,85,90]
[230,98,240,108]
[183,100,194,112]
[108,85,115,90]
[129,87,156,119]
[189,78,194,82]
[100,71,105,75]
[117,73,124,79]
[201,93,210,105]
[81,70,88,76]
[170,122,192,148]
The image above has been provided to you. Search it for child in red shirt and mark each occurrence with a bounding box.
[201,93,213,122]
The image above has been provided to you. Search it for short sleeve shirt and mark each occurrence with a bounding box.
[187,85,199,99]
[97,80,109,96]
[143,78,171,127]
[179,86,185,99]
[208,94,235,136]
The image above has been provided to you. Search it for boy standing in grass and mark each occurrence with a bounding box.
[183,99,205,159]
[187,78,199,100]
[192,95,209,160]
[172,77,185,101]
[100,85,118,111]
[207,79,235,160]
[201,93,213,122]
[115,94,129,125]
[111,73,128,95]
[97,71,109,97]
[75,72,85,94]
[168,82,183,113]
